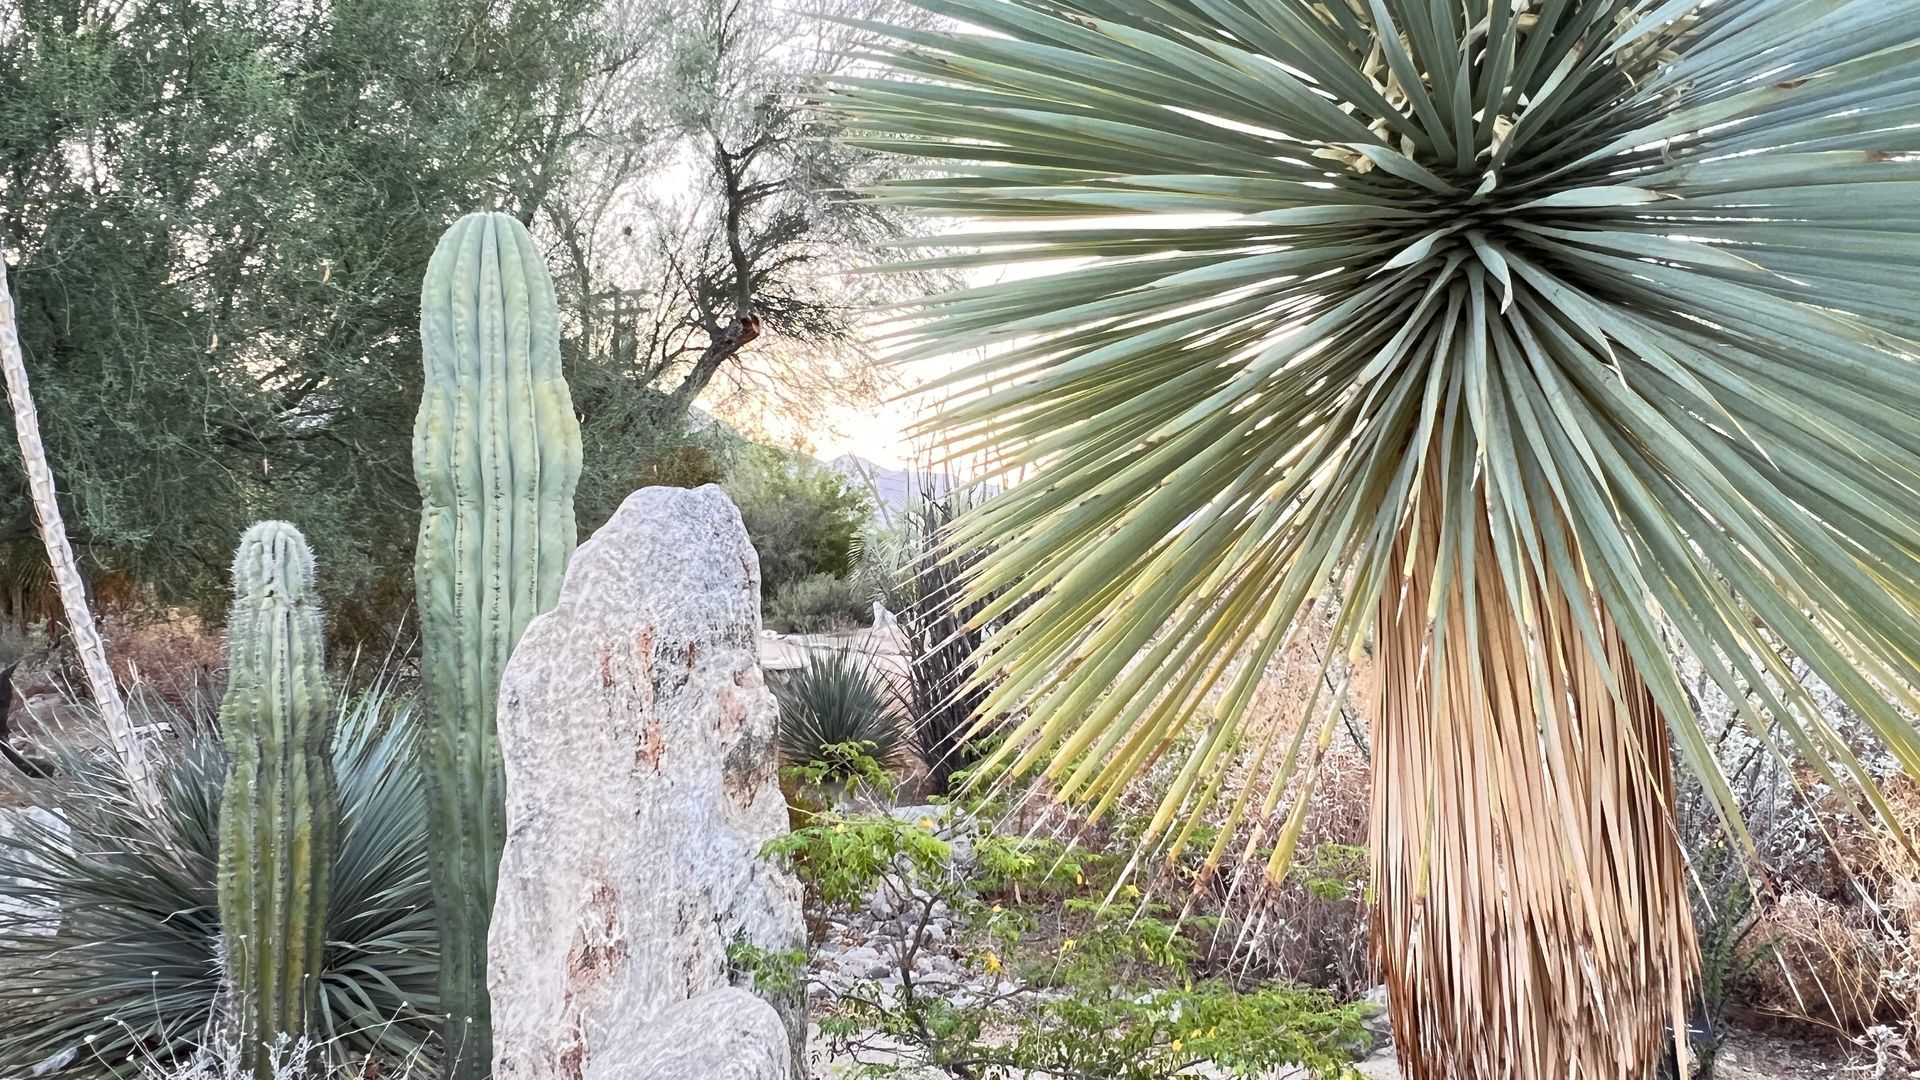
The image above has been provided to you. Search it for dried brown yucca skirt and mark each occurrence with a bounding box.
[1373,484,1698,1078]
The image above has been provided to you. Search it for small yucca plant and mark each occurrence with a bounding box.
[773,648,907,779]
[896,483,996,795]
[0,679,437,1078]
[834,1,1920,1076]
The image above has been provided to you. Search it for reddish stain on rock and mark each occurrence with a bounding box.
[718,687,745,737]
[553,1031,587,1080]
[563,877,627,992]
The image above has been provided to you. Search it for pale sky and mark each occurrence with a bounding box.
[762,215,1230,469]
[814,398,923,468]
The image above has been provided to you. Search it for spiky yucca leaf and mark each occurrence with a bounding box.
[774,648,908,775]
[0,680,436,1078]
[836,1,1920,1076]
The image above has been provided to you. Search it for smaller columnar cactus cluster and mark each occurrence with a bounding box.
[217,520,336,1079]
[210,211,586,1080]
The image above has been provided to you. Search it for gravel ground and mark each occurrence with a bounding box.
[814,1026,1868,1079]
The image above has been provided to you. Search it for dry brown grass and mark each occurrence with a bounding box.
[1733,778,1920,1051]
[1744,891,1903,1033]
[1199,740,1373,994]
[101,606,224,712]
[1068,622,1381,994]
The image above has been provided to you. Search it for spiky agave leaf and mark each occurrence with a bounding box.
[898,482,998,794]
[835,0,1920,1076]
[0,678,437,1078]
[773,648,909,775]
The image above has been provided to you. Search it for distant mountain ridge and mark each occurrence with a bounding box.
[827,455,998,514]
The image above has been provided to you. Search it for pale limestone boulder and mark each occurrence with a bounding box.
[489,485,804,1080]
[0,806,68,936]
[599,988,791,1080]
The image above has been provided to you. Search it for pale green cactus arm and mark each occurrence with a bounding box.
[413,211,582,1078]
[218,520,336,1080]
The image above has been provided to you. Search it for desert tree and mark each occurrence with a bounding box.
[554,0,941,426]
[0,0,604,633]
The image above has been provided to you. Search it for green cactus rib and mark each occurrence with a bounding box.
[414,211,582,1078]
[218,520,336,1080]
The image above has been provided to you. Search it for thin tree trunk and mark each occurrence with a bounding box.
[1371,470,1697,1079]
[0,237,161,815]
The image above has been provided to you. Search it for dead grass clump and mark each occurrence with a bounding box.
[1742,890,1910,1034]
[103,607,224,712]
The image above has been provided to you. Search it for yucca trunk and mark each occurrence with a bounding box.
[0,240,160,817]
[1372,477,1697,1078]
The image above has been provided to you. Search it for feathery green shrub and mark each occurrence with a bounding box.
[727,448,873,605]
[767,572,870,634]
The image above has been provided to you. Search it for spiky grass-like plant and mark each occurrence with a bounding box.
[835,2,1920,1076]
[773,648,907,777]
[0,680,436,1078]
[897,483,994,795]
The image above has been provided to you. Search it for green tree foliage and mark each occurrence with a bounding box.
[726,446,872,604]
[0,0,603,633]
[0,0,924,640]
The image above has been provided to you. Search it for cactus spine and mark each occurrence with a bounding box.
[218,521,336,1079]
[413,211,582,1077]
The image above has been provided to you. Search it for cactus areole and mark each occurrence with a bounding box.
[218,521,336,1080]
[413,211,582,1078]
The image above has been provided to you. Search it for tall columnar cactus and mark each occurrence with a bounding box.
[218,521,336,1079]
[414,211,582,1077]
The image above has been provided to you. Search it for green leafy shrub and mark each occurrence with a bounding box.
[766,806,1370,1079]
[1009,978,1368,1080]
[766,572,869,634]
[974,833,1091,898]
[726,448,872,604]
[771,649,904,778]
[573,391,741,526]
[764,811,952,914]
[1297,843,1370,903]
[0,680,436,1078]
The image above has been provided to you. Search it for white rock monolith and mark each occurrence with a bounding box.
[489,485,804,1080]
